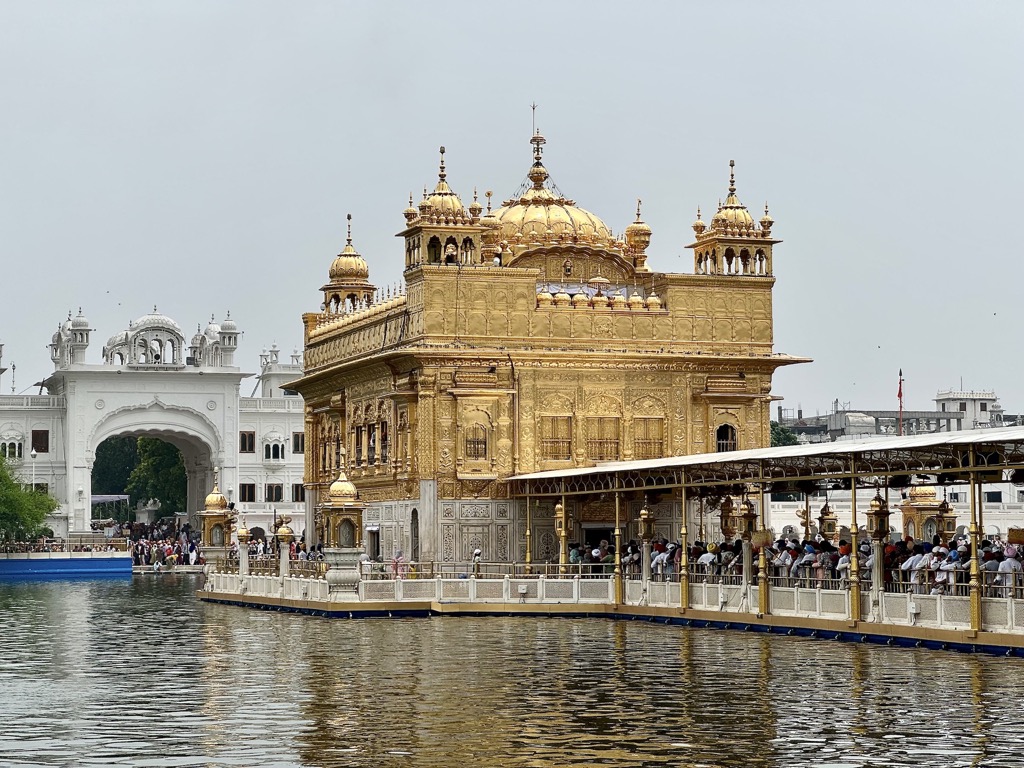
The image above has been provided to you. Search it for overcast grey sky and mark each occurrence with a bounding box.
[2,2,1022,416]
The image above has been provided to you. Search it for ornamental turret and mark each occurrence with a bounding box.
[321,214,375,313]
[687,160,778,277]
[399,147,484,270]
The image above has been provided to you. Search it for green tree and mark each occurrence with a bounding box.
[124,438,186,514]
[0,457,58,542]
[92,436,139,500]
[770,421,799,447]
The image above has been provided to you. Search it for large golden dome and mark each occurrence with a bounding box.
[491,133,616,249]
[329,214,369,280]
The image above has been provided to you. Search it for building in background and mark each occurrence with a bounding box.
[292,133,807,563]
[0,310,304,540]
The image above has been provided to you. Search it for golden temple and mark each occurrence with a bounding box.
[290,131,809,562]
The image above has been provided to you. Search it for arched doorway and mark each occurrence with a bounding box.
[410,508,420,561]
[83,402,223,535]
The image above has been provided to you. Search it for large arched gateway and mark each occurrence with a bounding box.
[0,308,309,538]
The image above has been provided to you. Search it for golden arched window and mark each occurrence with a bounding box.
[465,424,487,460]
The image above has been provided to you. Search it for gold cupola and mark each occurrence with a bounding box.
[329,215,370,281]
[329,467,358,503]
[489,132,617,259]
[205,483,228,511]
[321,214,375,313]
[424,146,467,220]
[624,198,653,272]
[711,160,755,232]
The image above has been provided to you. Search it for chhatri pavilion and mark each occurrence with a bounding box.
[290,131,808,563]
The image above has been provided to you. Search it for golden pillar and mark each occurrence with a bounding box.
[525,493,533,575]
[613,488,623,605]
[757,479,769,616]
[555,498,568,574]
[679,478,689,612]
[848,458,861,623]
[968,448,982,631]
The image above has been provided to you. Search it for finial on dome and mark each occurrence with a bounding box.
[346,213,353,246]
[153,305,158,313]
[530,131,546,163]
[409,192,414,207]
[635,199,643,220]
[485,190,493,213]
[728,160,736,195]
[438,146,446,181]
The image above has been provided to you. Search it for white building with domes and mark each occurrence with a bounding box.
[0,307,306,542]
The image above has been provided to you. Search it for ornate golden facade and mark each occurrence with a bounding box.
[291,132,807,562]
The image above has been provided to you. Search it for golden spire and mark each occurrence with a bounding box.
[346,213,353,247]
[438,146,446,181]
[729,159,736,195]
[485,190,493,214]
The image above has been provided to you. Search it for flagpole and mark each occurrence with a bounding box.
[898,369,904,436]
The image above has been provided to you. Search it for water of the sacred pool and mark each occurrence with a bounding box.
[0,577,1019,767]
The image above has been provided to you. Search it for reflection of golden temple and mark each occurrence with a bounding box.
[899,486,958,544]
[199,470,234,547]
[290,130,808,562]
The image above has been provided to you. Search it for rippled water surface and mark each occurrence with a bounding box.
[2,576,1024,767]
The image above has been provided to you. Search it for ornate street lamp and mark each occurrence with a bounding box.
[638,499,656,583]
[738,496,757,541]
[818,501,838,541]
[935,494,957,545]
[554,502,567,572]
[719,495,735,540]
[866,489,890,542]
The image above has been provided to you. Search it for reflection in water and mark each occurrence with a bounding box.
[0,577,1021,767]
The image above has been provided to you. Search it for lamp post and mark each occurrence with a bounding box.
[237,517,251,577]
[818,501,838,542]
[524,495,533,575]
[638,499,656,585]
[719,495,735,541]
[866,487,890,607]
[935,493,957,546]
[276,516,294,579]
[613,490,623,605]
[30,448,37,492]
[739,495,757,584]
[554,501,567,574]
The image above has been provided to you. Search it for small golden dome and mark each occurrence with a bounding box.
[204,483,228,511]
[469,188,483,218]
[552,288,571,306]
[236,519,249,540]
[627,290,645,309]
[329,469,358,503]
[692,207,706,235]
[329,215,370,280]
[760,202,774,232]
[591,292,609,309]
[609,291,627,309]
[403,193,418,223]
[425,146,466,218]
[645,290,662,309]
[571,292,589,308]
[711,161,754,231]
[625,199,652,251]
[536,289,554,307]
